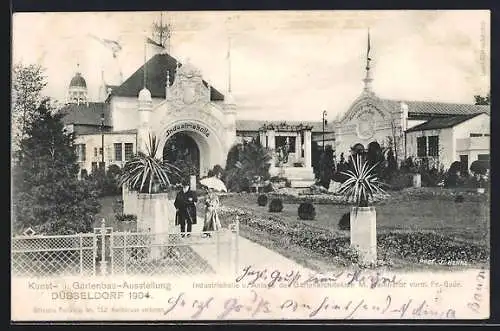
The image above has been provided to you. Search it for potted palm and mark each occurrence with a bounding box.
[120,134,180,195]
[120,134,181,235]
[338,154,386,264]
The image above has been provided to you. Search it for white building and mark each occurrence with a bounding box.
[60,30,489,184]
[333,34,490,171]
[60,48,332,187]
[405,112,490,172]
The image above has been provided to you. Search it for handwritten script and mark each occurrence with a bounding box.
[159,290,456,319]
[235,265,403,289]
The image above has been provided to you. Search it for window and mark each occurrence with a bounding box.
[99,147,103,156]
[428,136,439,157]
[75,144,86,162]
[478,154,490,162]
[94,147,98,157]
[124,143,134,161]
[470,133,483,137]
[114,143,123,161]
[91,162,98,173]
[417,136,427,157]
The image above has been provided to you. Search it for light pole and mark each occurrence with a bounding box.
[322,110,328,152]
[100,112,105,171]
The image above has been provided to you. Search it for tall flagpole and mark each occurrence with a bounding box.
[227,35,232,94]
[363,28,373,93]
[143,40,147,88]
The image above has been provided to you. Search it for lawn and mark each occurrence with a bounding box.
[95,188,489,272]
[220,192,489,244]
[216,188,490,271]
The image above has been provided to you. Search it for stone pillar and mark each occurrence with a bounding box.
[295,131,301,162]
[304,129,312,168]
[350,206,377,264]
[267,130,276,167]
[267,130,276,150]
[259,131,266,147]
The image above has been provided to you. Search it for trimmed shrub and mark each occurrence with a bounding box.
[387,171,412,191]
[115,214,137,222]
[470,160,488,176]
[257,194,268,206]
[298,202,316,220]
[268,198,283,213]
[338,212,350,230]
[420,167,446,187]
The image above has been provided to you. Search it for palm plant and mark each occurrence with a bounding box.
[338,154,386,207]
[120,134,181,194]
[224,140,272,192]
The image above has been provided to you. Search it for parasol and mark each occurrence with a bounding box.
[200,176,227,192]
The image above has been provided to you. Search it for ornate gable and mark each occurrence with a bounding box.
[166,60,211,110]
[335,93,400,141]
[341,94,392,124]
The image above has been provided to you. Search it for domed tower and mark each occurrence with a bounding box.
[67,65,88,104]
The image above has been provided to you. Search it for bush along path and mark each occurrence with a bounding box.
[218,206,489,270]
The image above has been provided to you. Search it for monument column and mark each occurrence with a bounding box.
[304,129,312,168]
[295,131,302,162]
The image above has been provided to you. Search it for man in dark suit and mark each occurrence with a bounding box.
[174,181,197,237]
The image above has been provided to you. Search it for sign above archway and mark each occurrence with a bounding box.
[165,122,211,138]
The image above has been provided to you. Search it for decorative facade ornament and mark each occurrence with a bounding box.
[166,60,210,109]
[259,122,313,132]
[356,108,376,140]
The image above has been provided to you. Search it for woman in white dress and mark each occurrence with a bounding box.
[202,188,222,238]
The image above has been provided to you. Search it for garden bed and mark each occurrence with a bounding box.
[218,204,489,270]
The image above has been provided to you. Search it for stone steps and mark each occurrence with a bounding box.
[289,179,316,188]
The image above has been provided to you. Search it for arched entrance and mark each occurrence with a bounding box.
[163,132,201,179]
[157,120,228,178]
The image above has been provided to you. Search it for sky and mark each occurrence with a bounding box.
[12,10,490,122]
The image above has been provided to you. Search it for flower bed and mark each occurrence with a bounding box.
[392,187,490,202]
[271,192,390,205]
[377,231,489,265]
[220,206,489,267]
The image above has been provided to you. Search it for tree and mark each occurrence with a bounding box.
[12,63,48,157]
[85,164,122,197]
[223,140,272,192]
[385,148,397,179]
[12,100,101,235]
[311,141,322,179]
[318,145,334,189]
[474,93,490,105]
[367,141,384,178]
